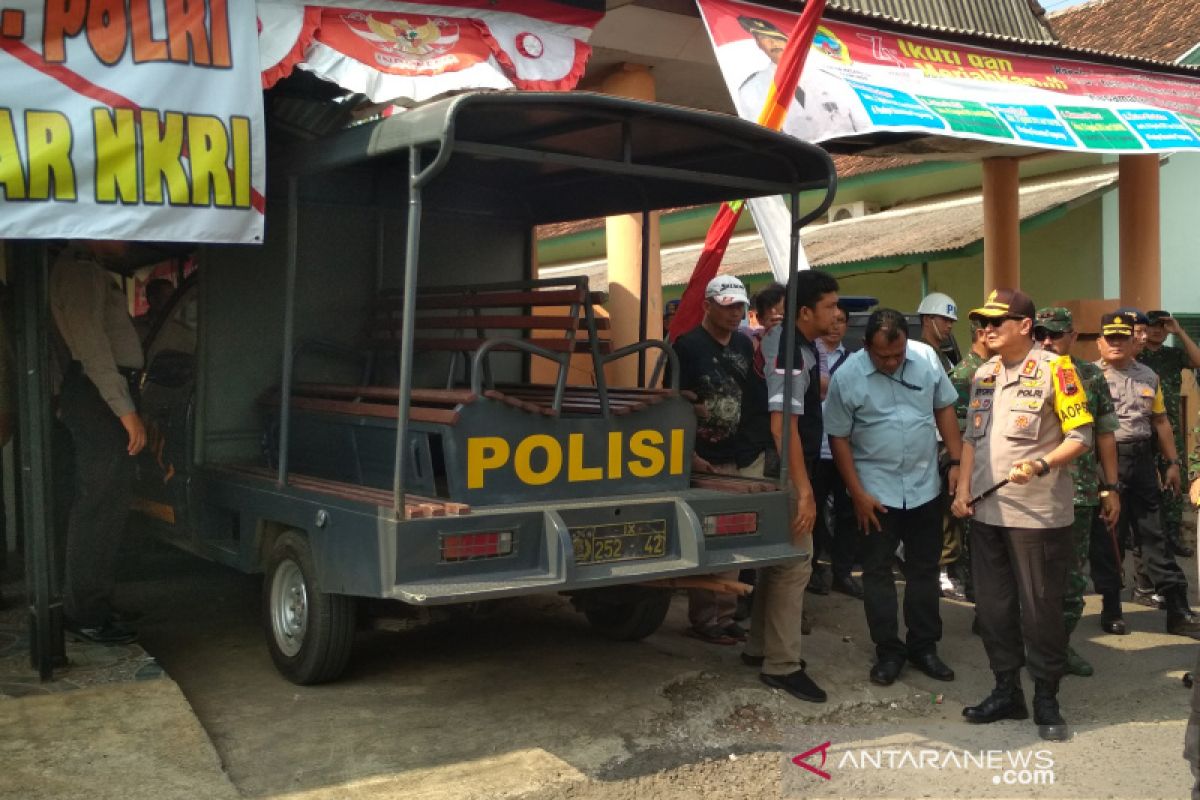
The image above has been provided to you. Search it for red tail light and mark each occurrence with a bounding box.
[704,512,758,537]
[441,531,514,562]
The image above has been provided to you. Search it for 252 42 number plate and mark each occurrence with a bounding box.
[570,520,667,565]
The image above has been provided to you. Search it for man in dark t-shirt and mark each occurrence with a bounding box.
[673,275,769,644]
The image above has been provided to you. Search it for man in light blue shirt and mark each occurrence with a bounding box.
[825,308,963,688]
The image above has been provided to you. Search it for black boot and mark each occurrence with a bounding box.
[963,670,1028,724]
[1165,587,1200,638]
[1033,678,1069,741]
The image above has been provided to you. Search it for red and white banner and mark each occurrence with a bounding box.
[258,0,600,103]
[0,1,266,243]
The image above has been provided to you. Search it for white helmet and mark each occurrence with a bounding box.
[917,292,958,321]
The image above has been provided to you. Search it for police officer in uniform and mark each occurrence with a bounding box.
[1092,312,1200,638]
[1034,308,1120,678]
[952,289,1094,742]
[51,241,146,645]
[735,16,868,143]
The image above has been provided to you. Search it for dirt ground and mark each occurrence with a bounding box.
[108,530,1200,800]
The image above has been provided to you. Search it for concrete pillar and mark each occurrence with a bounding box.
[982,157,1020,292]
[601,64,661,387]
[1118,154,1161,310]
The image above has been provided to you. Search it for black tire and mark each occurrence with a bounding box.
[583,588,672,641]
[262,530,356,685]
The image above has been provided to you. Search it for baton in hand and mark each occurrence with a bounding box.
[967,479,1009,508]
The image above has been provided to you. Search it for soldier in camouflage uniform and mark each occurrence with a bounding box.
[1035,308,1121,677]
[946,322,993,606]
[1139,311,1200,559]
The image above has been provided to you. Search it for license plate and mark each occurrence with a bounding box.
[570,520,667,565]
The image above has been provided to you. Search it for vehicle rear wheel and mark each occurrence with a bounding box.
[262,530,355,685]
[583,588,672,641]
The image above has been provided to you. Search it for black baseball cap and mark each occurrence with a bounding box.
[1100,312,1134,337]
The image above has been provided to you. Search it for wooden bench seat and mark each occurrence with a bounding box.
[220,464,470,518]
[690,471,779,494]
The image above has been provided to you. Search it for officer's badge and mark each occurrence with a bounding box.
[1014,415,1031,430]
[1020,358,1039,378]
[987,290,999,303]
[1139,386,1154,397]
[973,413,984,429]
[1114,315,1124,324]
[1056,364,1080,396]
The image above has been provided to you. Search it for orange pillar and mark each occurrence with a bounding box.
[601,64,661,387]
[982,157,1021,292]
[1118,154,1161,310]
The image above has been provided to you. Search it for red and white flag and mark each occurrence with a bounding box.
[259,0,600,103]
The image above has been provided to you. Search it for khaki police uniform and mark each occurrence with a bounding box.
[50,245,144,629]
[964,346,1094,682]
[1096,357,1190,598]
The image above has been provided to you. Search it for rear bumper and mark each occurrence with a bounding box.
[387,489,802,605]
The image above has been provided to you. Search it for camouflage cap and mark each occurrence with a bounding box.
[1034,306,1073,333]
[738,16,787,40]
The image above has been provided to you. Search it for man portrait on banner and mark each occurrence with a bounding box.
[735,16,869,144]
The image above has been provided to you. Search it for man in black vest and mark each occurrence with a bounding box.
[742,269,840,702]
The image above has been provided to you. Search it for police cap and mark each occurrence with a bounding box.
[738,16,787,40]
[1100,312,1134,337]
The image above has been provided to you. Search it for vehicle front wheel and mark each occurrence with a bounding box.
[262,530,355,685]
[582,587,673,641]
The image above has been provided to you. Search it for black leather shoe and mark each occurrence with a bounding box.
[1100,613,1128,635]
[1173,543,1196,558]
[869,658,904,686]
[761,668,827,703]
[963,671,1028,724]
[832,574,864,599]
[741,652,805,670]
[909,652,955,681]
[806,566,831,596]
[65,620,137,646]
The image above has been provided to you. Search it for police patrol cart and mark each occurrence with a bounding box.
[132,92,836,684]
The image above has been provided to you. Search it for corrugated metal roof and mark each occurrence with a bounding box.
[826,0,1056,44]
[540,163,1118,288]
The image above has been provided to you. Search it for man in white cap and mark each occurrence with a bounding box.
[918,292,959,374]
[672,275,770,645]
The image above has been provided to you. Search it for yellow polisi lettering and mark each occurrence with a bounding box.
[467,437,509,489]
[607,431,622,480]
[568,433,602,482]
[628,430,665,478]
[466,429,687,489]
[514,435,562,486]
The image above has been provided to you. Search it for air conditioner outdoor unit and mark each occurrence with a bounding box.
[827,201,880,223]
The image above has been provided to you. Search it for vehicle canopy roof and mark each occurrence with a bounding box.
[280,91,837,225]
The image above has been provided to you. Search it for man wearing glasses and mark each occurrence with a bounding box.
[952,288,1093,742]
[824,308,962,688]
[1033,307,1120,678]
[1093,312,1200,639]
